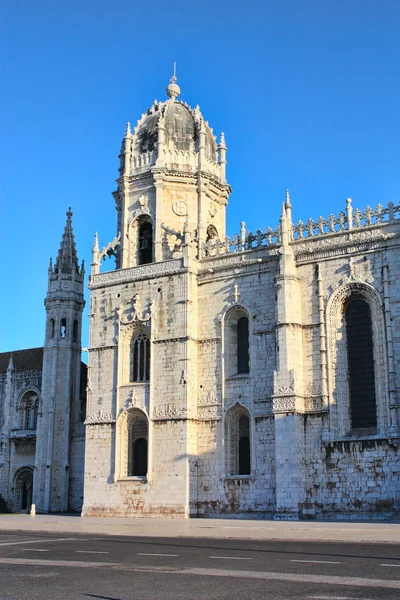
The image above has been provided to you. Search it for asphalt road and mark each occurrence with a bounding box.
[0,531,400,599]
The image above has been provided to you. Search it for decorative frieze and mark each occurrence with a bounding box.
[84,410,115,426]
[152,403,187,421]
[90,258,184,288]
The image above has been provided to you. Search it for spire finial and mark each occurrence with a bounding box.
[93,232,99,253]
[53,209,79,275]
[166,62,181,100]
[124,121,132,137]
[219,132,227,149]
[285,189,291,207]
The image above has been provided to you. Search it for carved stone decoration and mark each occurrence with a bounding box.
[129,205,151,224]
[197,405,222,420]
[99,232,121,262]
[273,397,296,413]
[14,439,36,454]
[84,410,115,426]
[232,284,240,304]
[273,380,295,396]
[172,200,188,216]
[273,370,297,413]
[198,391,219,406]
[161,223,183,258]
[138,194,148,208]
[91,258,184,288]
[14,369,42,382]
[152,403,187,421]
[327,262,374,298]
[304,397,322,412]
[304,381,323,397]
[295,229,398,262]
[197,392,222,420]
[117,294,152,325]
[123,389,137,410]
[209,204,217,218]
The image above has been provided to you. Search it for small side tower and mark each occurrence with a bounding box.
[33,209,85,513]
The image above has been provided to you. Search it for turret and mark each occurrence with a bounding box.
[110,73,231,270]
[33,209,85,513]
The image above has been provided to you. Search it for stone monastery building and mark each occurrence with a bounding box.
[1,75,400,519]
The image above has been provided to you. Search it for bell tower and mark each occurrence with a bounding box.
[33,209,85,513]
[109,75,231,270]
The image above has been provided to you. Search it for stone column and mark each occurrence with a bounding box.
[273,204,306,519]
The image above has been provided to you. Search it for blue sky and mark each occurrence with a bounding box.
[1,0,399,353]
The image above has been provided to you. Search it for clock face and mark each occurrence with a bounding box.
[172,200,188,216]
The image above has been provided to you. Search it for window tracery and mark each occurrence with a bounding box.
[19,391,39,430]
[326,282,388,437]
[225,405,251,476]
[117,409,149,478]
[224,308,250,377]
[138,219,153,265]
[130,333,150,382]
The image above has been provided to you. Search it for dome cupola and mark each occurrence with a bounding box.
[121,75,224,180]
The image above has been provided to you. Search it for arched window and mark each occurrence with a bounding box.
[345,297,377,430]
[138,220,153,265]
[49,318,55,339]
[225,308,250,377]
[237,317,249,374]
[238,415,250,474]
[225,405,251,476]
[73,319,79,342]
[60,318,67,338]
[206,224,218,241]
[128,411,148,477]
[19,391,39,430]
[130,334,150,382]
[326,283,387,438]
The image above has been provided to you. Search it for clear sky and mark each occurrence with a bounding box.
[1,0,399,354]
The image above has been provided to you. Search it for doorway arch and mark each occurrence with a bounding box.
[13,467,33,513]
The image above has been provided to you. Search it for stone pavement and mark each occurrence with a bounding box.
[0,514,399,544]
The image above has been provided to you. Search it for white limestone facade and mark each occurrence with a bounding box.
[82,77,400,520]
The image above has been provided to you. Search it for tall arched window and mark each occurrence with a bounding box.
[327,283,388,438]
[60,318,67,338]
[138,220,153,265]
[225,405,251,476]
[73,319,79,342]
[49,318,55,339]
[345,297,377,430]
[128,411,148,477]
[19,391,39,430]
[225,308,250,377]
[237,317,249,374]
[130,334,150,382]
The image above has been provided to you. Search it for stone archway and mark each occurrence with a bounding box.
[14,468,33,513]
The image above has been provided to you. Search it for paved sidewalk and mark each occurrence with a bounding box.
[0,514,400,544]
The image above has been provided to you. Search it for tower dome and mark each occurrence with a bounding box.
[127,76,221,176]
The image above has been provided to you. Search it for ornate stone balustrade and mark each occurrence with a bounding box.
[131,148,223,179]
[201,223,280,258]
[292,200,400,239]
[202,200,400,258]
[131,151,156,170]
